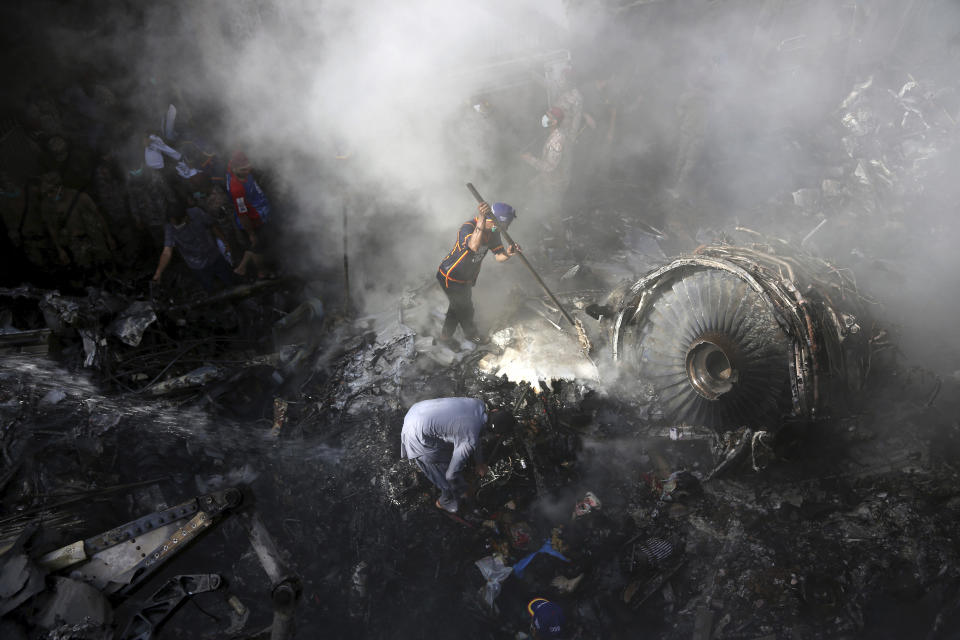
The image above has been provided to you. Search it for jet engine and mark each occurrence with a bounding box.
[611,242,873,428]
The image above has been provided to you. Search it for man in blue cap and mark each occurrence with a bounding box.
[528,597,567,639]
[436,201,519,346]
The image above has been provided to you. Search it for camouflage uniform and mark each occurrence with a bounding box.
[523,127,572,218]
[93,160,145,266]
[12,184,54,269]
[126,169,176,249]
[0,178,30,280]
[44,136,97,191]
[0,178,26,248]
[40,175,113,270]
[555,86,584,138]
[200,186,238,260]
[24,97,64,138]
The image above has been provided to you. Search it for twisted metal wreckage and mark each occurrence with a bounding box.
[0,478,300,639]
[0,62,954,640]
[609,239,876,429]
[0,234,883,638]
[1,2,958,635]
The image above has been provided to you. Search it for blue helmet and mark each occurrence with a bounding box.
[529,598,565,639]
[491,202,516,225]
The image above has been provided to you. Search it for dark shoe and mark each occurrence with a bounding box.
[436,334,460,351]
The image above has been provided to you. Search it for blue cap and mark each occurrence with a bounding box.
[491,202,516,225]
[529,598,565,638]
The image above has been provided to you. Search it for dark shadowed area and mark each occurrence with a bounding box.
[1,1,960,639]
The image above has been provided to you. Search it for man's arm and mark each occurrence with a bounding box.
[445,442,476,489]
[208,218,232,252]
[473,436,488,477]
[42,212,69,265]
[492,240,519,262]
[81,195,116,251]
[199,209,231,249]
[246,179,271,219]
[211,224,228,246]
[522,133,562,173]
[448,446,489,484]
[210,224,233,264]
[466,202,492,253]
[153,246,173,281]
[447,409,492,484]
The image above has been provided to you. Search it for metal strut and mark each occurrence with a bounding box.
[120,573,222,640]
[38,488,242,596]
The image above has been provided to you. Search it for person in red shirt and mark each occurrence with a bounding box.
[226,151,274,277]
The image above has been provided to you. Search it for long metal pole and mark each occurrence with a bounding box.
[342,197,351,312]
[465,183,577,329]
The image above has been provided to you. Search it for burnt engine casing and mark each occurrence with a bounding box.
[610,242,873,429]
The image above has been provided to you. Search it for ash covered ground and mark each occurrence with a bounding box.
[2,2,960,639]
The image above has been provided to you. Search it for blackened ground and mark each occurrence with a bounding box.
[3,329,960,639]
[2,10,960,636]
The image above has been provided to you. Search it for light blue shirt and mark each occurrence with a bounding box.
[401,398,487,482]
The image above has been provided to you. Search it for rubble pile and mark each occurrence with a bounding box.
[2,303,959,638]
[2,2,960,639]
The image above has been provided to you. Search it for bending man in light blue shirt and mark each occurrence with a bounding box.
[401,397,509,513]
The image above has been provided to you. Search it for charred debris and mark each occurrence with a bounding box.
[2,8,960,640]
[2,219,959,638]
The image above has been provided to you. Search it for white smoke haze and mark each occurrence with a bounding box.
[161,0,958,369]
[182,1,565,209]
[5,1,959,369]
[132,0,574,308]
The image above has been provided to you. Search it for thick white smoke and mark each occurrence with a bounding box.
[148,0,569,311]
[166,0,960,372]
[7,0,959,371]
[181,0,565,212]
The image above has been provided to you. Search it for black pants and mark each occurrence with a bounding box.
[439,281,477,339]
[193,256,236,292]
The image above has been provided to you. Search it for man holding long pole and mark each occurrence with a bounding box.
[436,200,520,347]
[464,183,593,354]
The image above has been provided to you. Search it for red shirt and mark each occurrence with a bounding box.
[228,170,264,228]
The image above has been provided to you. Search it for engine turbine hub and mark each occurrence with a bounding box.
[686,335,739,400]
